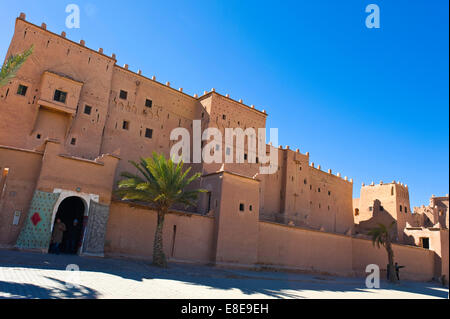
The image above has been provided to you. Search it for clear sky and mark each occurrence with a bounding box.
[0,0,448,208]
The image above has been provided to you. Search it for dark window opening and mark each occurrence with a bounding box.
[405,207,408,213]
[17,84,28,96]
[222,114,226,120]
[70,138,76,145]
[84,105,92,115]
[119,90,128,100]
[244,153,248,160]
[400,205,402,212]
[36,134,41,139]
[122,121,130,130]
[380,206,384,211]
[145,99,152,108]
[318,188,321,192]
[355,208,359,216]
[53,90,67,103]
[421,238,429,249]
[206,192,212,212]
[369,206,373,211]
[249,205,253,211]
[328,191,331,196]
[239,203,245,212]
[145,128,153,139]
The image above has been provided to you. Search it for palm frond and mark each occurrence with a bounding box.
[115,153,205,211]
[0,45,34,87]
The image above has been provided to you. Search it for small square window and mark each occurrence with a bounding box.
[119,90,128,100]
[145,99,152,108]
[369,206,373,211]
[17,84,28,96]
[70,138,76,145]
[239,203,245,212]
[84,105,92,115]
[380,206,384,211]
[145,128,153,139]
[122,121,130,130]
[36,134,41,139]
[54,90,67,103]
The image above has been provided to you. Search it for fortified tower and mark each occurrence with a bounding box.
[354,181,411,242]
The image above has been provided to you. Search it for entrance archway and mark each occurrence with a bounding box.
[50,196,85,254]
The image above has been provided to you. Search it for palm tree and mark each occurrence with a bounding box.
[368,221,398,283]
[116,152,205,267]
[0,45,34,87]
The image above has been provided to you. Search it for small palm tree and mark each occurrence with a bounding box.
[116,152,205,267]
[368,221,398,283]
[0,45,34,87]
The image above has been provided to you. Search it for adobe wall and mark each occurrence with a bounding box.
[356,182,412,242]
[308,166,353,234]
[440,230,449,285]
[258,147,353,235]
[0,146,43,245]
[257,221,436,280]
[351,237,435,281]
[101,66,203,184]
[212,172,260,265]
[0,18,115,158]
[104,201,215,263]
[102,200,437,282]
[36,141,119,204]
[257,221,353,276]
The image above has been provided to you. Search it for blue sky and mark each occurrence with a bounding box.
[0,1,448,207]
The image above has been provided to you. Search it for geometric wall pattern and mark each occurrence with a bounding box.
[15,191,60,250]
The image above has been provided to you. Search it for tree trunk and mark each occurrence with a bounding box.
[152,207,167,267]
[386,240,398,283]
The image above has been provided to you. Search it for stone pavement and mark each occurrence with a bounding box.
[0,249,448,299]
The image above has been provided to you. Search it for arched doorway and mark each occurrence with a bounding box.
[49,196,85,254]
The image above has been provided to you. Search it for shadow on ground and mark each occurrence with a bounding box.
[0,250,447,299]
[0,277,99,299]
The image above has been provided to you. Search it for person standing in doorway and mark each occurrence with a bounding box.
[51,218,66,254]
[67,219,81,254]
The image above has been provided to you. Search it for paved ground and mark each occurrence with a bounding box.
[0,250,447,299]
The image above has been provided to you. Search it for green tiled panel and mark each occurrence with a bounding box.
[16,191,60,250]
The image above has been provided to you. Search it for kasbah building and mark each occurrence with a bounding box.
[0,13,448,285]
